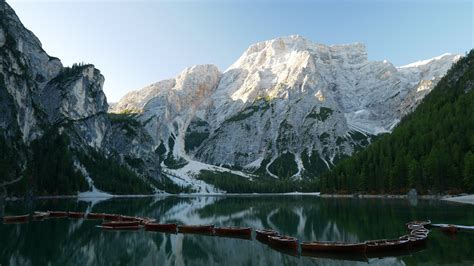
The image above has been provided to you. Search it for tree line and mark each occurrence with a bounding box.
[320,50,474,194]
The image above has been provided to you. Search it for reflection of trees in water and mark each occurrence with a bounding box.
[0,189,4,218]
[2,197,474,265]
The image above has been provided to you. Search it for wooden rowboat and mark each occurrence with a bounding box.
[102,221,141,228]
[214,227,252,238]
[144,223,177,233]
[137,217,157,225]
[268,235,299,250]
[177,224,214,234]
[86,213,105,220]
[32,211,50,221]
[68,212,85,219]
[3,214,29,224]
[48,211,68,218]
[366,239,410,253]
[256,229,279,242]
[120,215,141,222]
[301,241,367,253]
[103,214,122,221]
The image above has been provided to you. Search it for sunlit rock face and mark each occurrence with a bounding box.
[113,35,459,178]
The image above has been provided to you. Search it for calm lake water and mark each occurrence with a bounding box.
[1,196,474,265]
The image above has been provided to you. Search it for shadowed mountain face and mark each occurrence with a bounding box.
[111,35,459,180]
[0,1,161,196]
[2,196,474,265]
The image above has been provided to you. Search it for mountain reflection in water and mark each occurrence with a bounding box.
[1,196,474,265]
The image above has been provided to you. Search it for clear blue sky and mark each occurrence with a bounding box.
[7,0,473,102]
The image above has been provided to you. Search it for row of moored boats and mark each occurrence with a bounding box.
[3,211,431,257]
[254,220,431,256]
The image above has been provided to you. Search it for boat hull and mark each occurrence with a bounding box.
[256,229,279,242]
[178,225,214,234]
[86,213,105,220]
[268,235,299,250]
[48,211,68,218]
[3,214,29,224]
[301,241,367,253]
[145,223,177,233]
[103,214,122,221]
[68,212,85,219]
[366,239,410,253]
[32,212,49,221]
[215,227,252,238]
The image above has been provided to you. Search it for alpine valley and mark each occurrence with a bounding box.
[0,1,468,196]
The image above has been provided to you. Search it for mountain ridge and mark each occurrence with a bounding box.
[111,35,460,183]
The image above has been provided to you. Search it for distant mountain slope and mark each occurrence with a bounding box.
[112,35,459,181]
[320,50,474,194]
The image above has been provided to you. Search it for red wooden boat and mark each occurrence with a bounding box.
[32,211,50,221]
[144,222,177,232]
[137,217,157,224]
[86,213,105,220]
[177,224,214,234]
[214,227,252,238]
[120,215,141,222]
[99,225,141,231]
[68,212,85,219]
[366,239,410,253]
[268,235,299,250]
[102,221,141,228]
[48,211,68,218]
[301,241,367,253]
[103,214,122,221]
[3,214,29,224]
[256,229,279,241]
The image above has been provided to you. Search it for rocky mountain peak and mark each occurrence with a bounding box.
[111,36,460,182]
[229,35,368,72]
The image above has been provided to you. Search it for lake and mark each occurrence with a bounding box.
[1,196,474,265]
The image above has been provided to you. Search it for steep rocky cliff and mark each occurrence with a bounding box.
[0,1,161,196]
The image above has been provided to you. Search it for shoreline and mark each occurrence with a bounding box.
[3,192,322,202]
[319,194,441,199]
[441,194,474,205]
[5,192,474,201]
[4,192,473,205]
